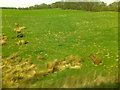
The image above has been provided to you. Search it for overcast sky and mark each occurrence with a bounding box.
[0,0,117,7]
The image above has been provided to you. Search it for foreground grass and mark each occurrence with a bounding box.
[2,9,118,88]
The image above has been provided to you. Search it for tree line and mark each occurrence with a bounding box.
[2,1,120,12]
[1,7,17,9]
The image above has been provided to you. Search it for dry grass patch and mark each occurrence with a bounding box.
[47,56,83,73]
[1,53,41,88]
[55,73,118,88]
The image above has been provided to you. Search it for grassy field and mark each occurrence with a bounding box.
[1,9,118,88]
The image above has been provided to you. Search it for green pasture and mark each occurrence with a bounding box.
[2,9,118,88]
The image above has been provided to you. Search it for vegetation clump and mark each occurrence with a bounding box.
[14,28,21,33]
[14,26,26,33]
[47,56,83,73]
[0,34,8,46]
[13,24,29,45]
[14,23,26,33]
[89,54,103,65]
[16,40,29,45]
[15,23,19,26]
[37,55,44,61]
[17,34,24,38]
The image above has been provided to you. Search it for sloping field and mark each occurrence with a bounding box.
[1,9,118,88]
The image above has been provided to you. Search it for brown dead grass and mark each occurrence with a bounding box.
[1,53,41,88]
[46,55,83,72]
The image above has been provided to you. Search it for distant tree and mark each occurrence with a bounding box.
[16,1,119,12]
[60,2,107,12]
[119,1,120,12]
[51,2,64,8]
[108,1,118,11]
[38,3,51,9]
[91,2,107,11]
[30,3,51,9]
